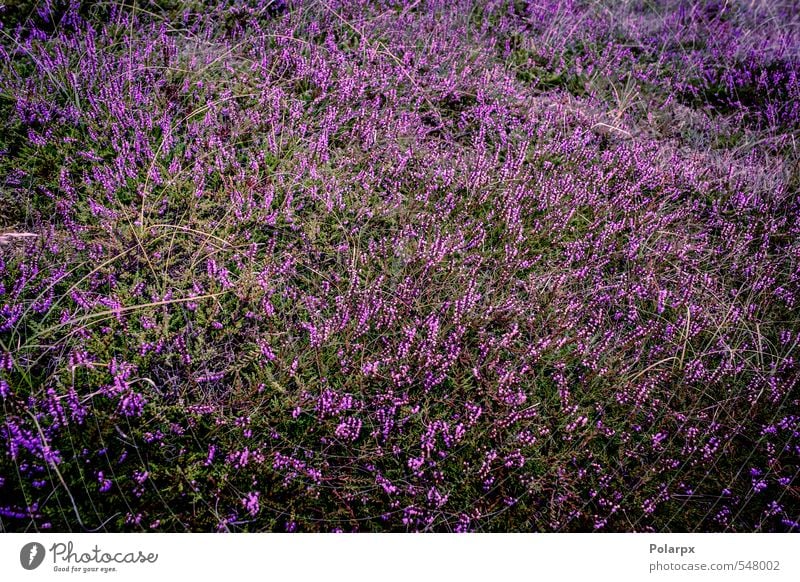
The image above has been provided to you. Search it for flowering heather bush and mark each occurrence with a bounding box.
[1,0,798,532]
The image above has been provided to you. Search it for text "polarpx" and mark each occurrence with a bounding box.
[650,544,695,557]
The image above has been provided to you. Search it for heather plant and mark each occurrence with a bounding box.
[0,0,798,532]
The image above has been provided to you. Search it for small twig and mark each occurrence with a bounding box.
[590,123,633,139]
[0,232,38,246]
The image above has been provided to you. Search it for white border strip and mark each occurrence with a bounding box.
[1,533,797,581]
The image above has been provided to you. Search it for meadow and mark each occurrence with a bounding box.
[0,0,798,532]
